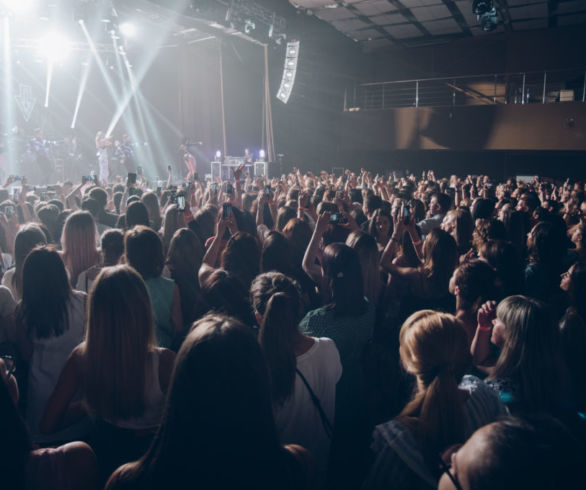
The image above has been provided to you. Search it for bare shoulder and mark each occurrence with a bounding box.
[105,462,140,490]
[61,442,97,489]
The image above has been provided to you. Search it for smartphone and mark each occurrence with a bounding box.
[337,185,343,191]
[226,183,234,195]
[329,213,347,224]
[12,188,20,202]
[156,186,162,195]
[11,175,21,182]
[5,205,15,218]
[222,202,232,219]
[137,166,143,176]
[193,172,199,181]
[127,172,137,185]
[264,185,271,196]
[167,164,172,172]
[211,183,219,194]
[176,194,186,211]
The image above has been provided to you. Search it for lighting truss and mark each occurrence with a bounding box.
[276,40,299,104]
[225,0,286,43]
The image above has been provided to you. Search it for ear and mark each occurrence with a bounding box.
[255,312,262,325]
[454,285,461,296]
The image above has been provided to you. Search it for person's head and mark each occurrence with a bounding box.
[321,243,366,316]
[478,239,524,297]
[125,225,164,280]
[422,228,458,294]
[220,232,260,289]
[527,220,566,267]
[282,218,312,263]
[36,204,60,243]
[450,260,500,311]
[430,192,451,216]
[162,204,187,249]
[129,314,297,487]
[437,416,585,490]
[61,210,99,282]
[19,247,71,339]
[369,209,393,243]
[399,310,471,462]
[88,187,108,210]
[364,193,382,217]
[570,223,586,250]
[472,219,506,250]
[471,198,494,222]
[345,231,380,304]
[84,265,156,419]
[251,272,303,405]
[141,191,161,224]
[260,231,295,277]
[516,191,540,214]
[100,228,124,266]
[492,295,561,413]
[441,208,473,252]
[276,206,296,232]
[166,228,204,278]
[13,224,47,297]
[190,205,217,244]
[200,269,254,327]
[126,201,151,229]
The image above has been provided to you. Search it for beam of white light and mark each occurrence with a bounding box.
[1,0,34,15]
[119,22,137,38]
[106,1,188,139]
[38,32,71,63]
[44,60,53,108]
[2,17,16,175]
[71,60,91,129]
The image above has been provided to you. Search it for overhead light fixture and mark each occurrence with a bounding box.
[215,150,222,159]
[472,0,499,32]
[277,40,300,104]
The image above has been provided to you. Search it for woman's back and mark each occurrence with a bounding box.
[27,290,86,443]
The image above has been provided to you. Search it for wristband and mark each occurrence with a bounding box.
[477,324,492,332]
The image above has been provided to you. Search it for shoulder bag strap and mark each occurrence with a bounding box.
[295,368,334,439]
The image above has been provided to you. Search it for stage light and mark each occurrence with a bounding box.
[277,40,300,104]
[259,149,266,160]
[215,150,222,159]
[38,32,71,62]
[1,0,33,15]
[120,22,136,38]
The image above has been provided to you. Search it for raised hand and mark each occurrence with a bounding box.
[477,301,497,329]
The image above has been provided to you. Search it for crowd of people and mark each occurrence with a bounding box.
[0,165,585,489]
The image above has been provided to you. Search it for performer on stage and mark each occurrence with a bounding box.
[95,131,111,184]
[180,139,196,181]
[29,128,52,183]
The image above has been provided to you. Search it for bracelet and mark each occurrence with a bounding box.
[477,324,492,332]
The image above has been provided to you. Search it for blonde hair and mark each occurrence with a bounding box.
[83,265,157,419]
[445,208,473,252]
[61,211,100,286]
[398,310,471,463]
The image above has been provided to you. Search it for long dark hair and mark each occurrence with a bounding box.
[17,247,71,339]
[110,314,304,489]
[220,232,260,289]
[261,231,296,277]
[321,243,367,317]
[12,224,47,298]
[0,373,32,490]
[252,272,303,405]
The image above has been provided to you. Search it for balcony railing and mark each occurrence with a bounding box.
[345,68,586,111]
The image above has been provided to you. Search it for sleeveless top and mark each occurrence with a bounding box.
[104,348,166,430]
[145,276,175,348]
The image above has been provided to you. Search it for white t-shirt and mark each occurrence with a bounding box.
[26,290,87,443]
[274,337,342,475]
[1,267,17,301]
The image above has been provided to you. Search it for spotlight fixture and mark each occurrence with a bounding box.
[215,150,222,159]
[259,149,266,160]
[277,40,299,104]
[472,0,499,32]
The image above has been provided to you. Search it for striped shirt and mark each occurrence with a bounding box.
[363,375,507,490]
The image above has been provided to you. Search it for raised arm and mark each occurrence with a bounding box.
[471,301,497,369]
[302,211,330,285]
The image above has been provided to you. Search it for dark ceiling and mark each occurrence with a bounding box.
[289,0,586,48]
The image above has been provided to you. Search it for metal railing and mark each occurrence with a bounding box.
[346,68,586,110]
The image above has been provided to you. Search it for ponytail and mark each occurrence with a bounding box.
[400,369,465,470]
[259,292,299,405]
